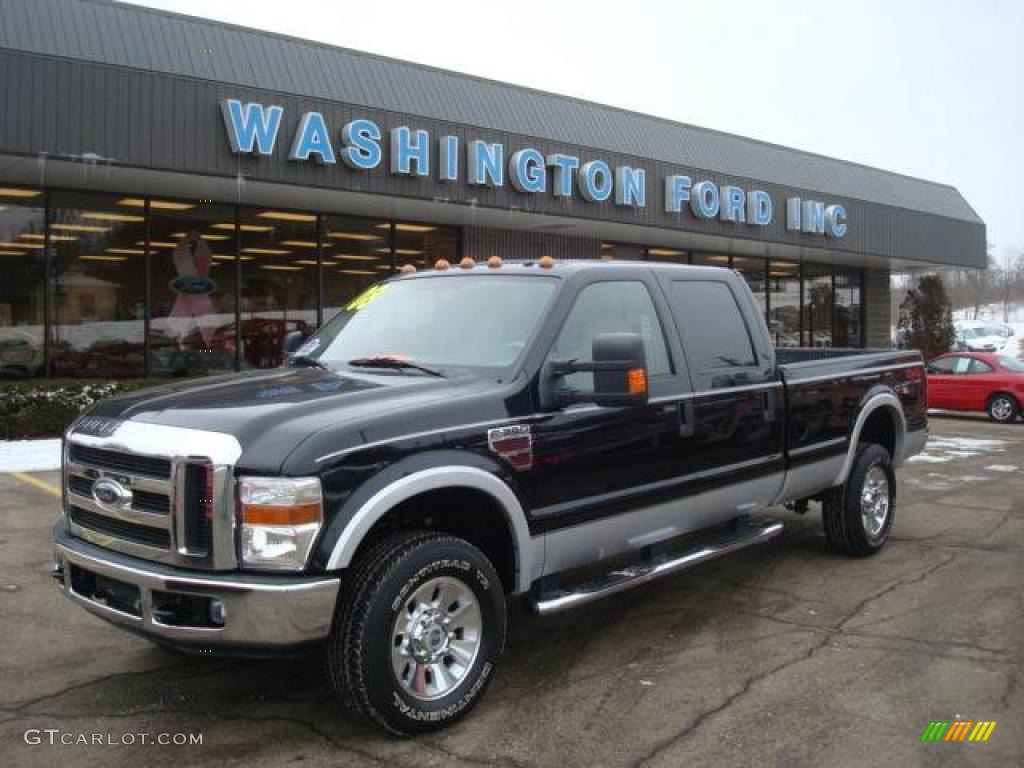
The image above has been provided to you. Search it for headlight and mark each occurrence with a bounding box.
[238,476,323,571]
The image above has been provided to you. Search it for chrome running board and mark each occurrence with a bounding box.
[528,519,784,616]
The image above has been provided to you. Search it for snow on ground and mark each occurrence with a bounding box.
[0,439,61,472]
[906,435,1009,465]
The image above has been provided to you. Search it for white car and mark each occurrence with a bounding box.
[955,324,1014,353]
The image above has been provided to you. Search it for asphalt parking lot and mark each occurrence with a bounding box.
[1,415,1021,767]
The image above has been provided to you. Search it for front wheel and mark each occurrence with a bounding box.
[822,443,895,557]
[325,531,507,735]
[987,394,1019,424]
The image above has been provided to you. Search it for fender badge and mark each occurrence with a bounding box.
[487,425,533,471]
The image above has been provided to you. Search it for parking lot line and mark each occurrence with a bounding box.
[10,471,61,498]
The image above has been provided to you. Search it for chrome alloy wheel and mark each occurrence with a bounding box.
[390,576,483,701]
[990,396,1014,422]
[860,465,890,542]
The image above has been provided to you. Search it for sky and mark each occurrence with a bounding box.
[124,0,1024,262]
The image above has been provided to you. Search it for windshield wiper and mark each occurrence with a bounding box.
[347,356,446,378]
[288,355,329,370]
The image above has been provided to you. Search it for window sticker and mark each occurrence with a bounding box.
[345,283,388,312]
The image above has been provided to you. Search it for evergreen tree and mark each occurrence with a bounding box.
[897,274,955,360]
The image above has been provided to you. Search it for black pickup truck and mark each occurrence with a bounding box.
[52,259,927,734]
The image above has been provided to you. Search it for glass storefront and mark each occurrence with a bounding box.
[0,187,46,378]
[1,187,867,380]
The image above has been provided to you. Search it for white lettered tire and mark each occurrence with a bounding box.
[326,531,507,735]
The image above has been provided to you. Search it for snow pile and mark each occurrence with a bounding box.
[0,439,61,472]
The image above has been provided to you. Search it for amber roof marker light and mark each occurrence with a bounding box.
[538,255,556,269]
[399,264,417,275]
[487,255,503,268]
[434,258,451,270]
[459,256,476,269]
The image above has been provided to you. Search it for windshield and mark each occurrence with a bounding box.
[998,356,1024,372]
[299,275,557,372]
[960,328,978,338]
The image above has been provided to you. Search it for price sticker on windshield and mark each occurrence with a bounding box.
[345,283,388,312]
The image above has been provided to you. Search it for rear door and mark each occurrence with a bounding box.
[964,357,998,410]
[658,274,785,525]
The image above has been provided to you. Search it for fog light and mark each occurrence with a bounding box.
[209,599,225,627]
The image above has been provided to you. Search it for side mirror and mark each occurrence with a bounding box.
[541,332,649,409]
[282,330,306,356]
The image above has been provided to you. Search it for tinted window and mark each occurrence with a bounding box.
[671,281,757,380]
[927,357,956,374]
[968,358,994,374]
[952,357,972,374]
[551,281,671,390]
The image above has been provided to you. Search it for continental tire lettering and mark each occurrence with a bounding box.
[392,662,494,722]
[391,559,472,612]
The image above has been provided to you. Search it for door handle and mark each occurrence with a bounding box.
[678,401,696,438]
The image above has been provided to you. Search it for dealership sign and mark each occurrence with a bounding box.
[220,99,848,237]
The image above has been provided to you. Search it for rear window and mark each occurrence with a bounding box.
[998,356,1024,372]
[670,281,757,384]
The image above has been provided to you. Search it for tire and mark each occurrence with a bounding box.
[822,443,895,557]
[325,531,507,735]
[986,393,1019,424]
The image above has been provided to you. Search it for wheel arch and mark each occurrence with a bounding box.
[322,464,538,595]
[833,390,907,486]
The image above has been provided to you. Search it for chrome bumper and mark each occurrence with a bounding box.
[53,522,339,649]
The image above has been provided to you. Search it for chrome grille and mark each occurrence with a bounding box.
[63,422,242,570]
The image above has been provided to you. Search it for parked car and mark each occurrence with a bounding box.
[954,323,1014,354]
[52,261,927,735]
[926,351,1024,422]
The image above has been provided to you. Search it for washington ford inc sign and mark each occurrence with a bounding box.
[221,99,848,237]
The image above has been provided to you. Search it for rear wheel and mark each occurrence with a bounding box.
[325,531,506,735]
[986,393,1018,423]
[822,443,895,557]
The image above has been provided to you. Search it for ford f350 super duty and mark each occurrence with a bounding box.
[52,259,927,734]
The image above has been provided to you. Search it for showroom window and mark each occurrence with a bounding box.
[732,256,767,315]
[392,220,458,271]
[768,261,801,348]
[148,199,238,378]
[49,191,148,378]
[0,186,46,379]
[691,252,731,268]
[322,214,390,323]
[834,267,864,347]
[803,263,834,347]
[598,242,645,261]
[645,247,687,264]
[238,208,319,370]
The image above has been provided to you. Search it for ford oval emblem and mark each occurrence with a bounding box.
[93,478,131,508]
[169,275,217,296]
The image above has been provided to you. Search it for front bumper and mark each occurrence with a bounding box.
[53,520,340,650]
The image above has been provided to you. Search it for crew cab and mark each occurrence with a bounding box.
[51,259,927,734]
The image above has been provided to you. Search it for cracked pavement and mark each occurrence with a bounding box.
[2,414,1022,767]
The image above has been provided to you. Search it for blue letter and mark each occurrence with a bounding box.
[467,141,504,186]
[720,185,745,222]
[390,127,430,177]
[340,119,382,170]
[288,111,336,164]
[221,99,283,156]
[615,167,646,207]
[825,204,847,237]
[691,181,719,218]
[747,190,772,226]
[787,197,801,231]
[546,154,579,197]
[509,148,546,193]
[579,160,612,202]
[439,135,459,181]
[665,175,692,213]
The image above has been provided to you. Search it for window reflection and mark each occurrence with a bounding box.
[834,268,863,347]
[323,215,389,323]
[149,200,237,377]
[238,209,318,369]
[769,261,800,347]
[644,247,687,264]
[803,264,833,347]
[0,187,45,378]
[392,221,457,271]
[50,191,147,378]
[732,257,767,315]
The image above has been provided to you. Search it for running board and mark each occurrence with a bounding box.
[527,519,784,616]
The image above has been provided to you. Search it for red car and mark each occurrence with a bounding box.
[926,352,1024,423]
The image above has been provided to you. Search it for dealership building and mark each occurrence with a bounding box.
[0,0,986,379]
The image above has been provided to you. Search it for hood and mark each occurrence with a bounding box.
[84,366,488,473]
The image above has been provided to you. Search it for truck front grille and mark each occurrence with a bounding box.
[65,435,232,569]
[69,506,172,549]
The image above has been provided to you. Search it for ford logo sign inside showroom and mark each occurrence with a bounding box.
[92,478,131,508]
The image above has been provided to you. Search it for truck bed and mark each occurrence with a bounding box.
[776,347,923,383]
